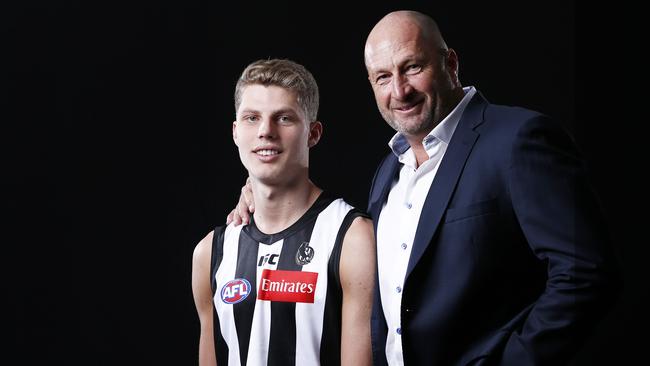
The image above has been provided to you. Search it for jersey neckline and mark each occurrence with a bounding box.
[242,191,334,245]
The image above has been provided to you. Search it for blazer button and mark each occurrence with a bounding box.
[403,308,411,316]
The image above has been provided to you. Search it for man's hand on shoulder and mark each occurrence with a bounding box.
[226,177,254,225]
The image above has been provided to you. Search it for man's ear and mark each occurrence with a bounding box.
[446,48,460,84]
[308,121,323,148]
[232,121,239,146]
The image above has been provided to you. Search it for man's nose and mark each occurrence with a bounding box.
[392,74,412,100]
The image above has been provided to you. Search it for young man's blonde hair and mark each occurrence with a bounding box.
[234,59,319,123]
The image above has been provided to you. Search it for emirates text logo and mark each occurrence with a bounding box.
[258,269,318,303]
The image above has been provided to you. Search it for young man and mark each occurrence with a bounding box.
[192,59,374,366]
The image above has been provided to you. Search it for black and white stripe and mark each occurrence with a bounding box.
[210,194,365,366]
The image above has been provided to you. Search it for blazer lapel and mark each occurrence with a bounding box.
[405,94,487,279]
[368,154,400,233]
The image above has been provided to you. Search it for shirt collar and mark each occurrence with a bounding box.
[388,86,477,158]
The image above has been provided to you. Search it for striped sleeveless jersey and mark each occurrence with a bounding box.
[210,194,366,366]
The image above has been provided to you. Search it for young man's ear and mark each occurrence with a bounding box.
[308,121,323,148]
[232,121,239,146]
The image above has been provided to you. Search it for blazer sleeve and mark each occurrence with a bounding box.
[367,153,393,213]
[501,115,621,365]
[367,153,391,366]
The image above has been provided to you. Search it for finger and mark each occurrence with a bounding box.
[226,209,234,224]
[237,200,249,225]
[244,179,254,212]
[243,187,254,212]
[238,187,249,223]
[233,208,242,226]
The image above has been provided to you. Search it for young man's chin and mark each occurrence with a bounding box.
[248,164,305,188]
[250,173,289,187]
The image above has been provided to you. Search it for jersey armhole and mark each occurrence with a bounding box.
[210,225,227,293]
[330,209,371,288]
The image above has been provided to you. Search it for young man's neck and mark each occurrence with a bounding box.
[250,178,322,234]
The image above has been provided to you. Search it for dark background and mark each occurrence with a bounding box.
[5,1,638,365]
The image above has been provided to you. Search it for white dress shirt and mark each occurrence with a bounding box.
[376,86,477,365]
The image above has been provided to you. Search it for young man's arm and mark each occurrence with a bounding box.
[340,216,375,366]
[192,232,218,366]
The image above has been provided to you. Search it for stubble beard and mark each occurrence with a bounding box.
[381,106,435,138]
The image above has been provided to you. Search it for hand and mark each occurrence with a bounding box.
[226,177,254,225]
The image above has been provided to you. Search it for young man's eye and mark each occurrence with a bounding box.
[245,115,258,123]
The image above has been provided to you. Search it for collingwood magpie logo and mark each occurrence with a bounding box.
[295,241,315,265]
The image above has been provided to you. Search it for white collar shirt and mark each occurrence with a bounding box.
[376,86,477,365]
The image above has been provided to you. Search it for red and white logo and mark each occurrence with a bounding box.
[221,278,251,304]
[258,269,318,303]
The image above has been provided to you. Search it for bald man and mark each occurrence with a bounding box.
[363,10,619,366]
[229,10,620,366]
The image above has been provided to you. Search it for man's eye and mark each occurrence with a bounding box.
[279,116,292,123]
[406,64,422,73]
[375,75,390,85]
[245,116,258,122]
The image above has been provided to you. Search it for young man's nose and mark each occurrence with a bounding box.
[257,118,277,139]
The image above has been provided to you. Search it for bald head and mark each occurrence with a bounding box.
[365,11,447,64]
[362,10,464,142]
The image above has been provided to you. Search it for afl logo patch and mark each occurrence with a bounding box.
[295,241,315,265]
[221,278,251,304]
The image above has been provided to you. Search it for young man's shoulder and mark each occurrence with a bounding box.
[193,230,215,261]
[344,215,374,244]
[326,197,370,217]
[194,223,242,251]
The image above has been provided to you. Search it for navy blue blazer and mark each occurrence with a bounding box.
[368,92,619,365]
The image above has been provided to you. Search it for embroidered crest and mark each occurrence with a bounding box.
[295,241,315,265]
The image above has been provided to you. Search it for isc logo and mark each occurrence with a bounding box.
[258,253,279,266]
[221,278,251,304]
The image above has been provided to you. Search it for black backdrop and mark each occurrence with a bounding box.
[5,1,638,365]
